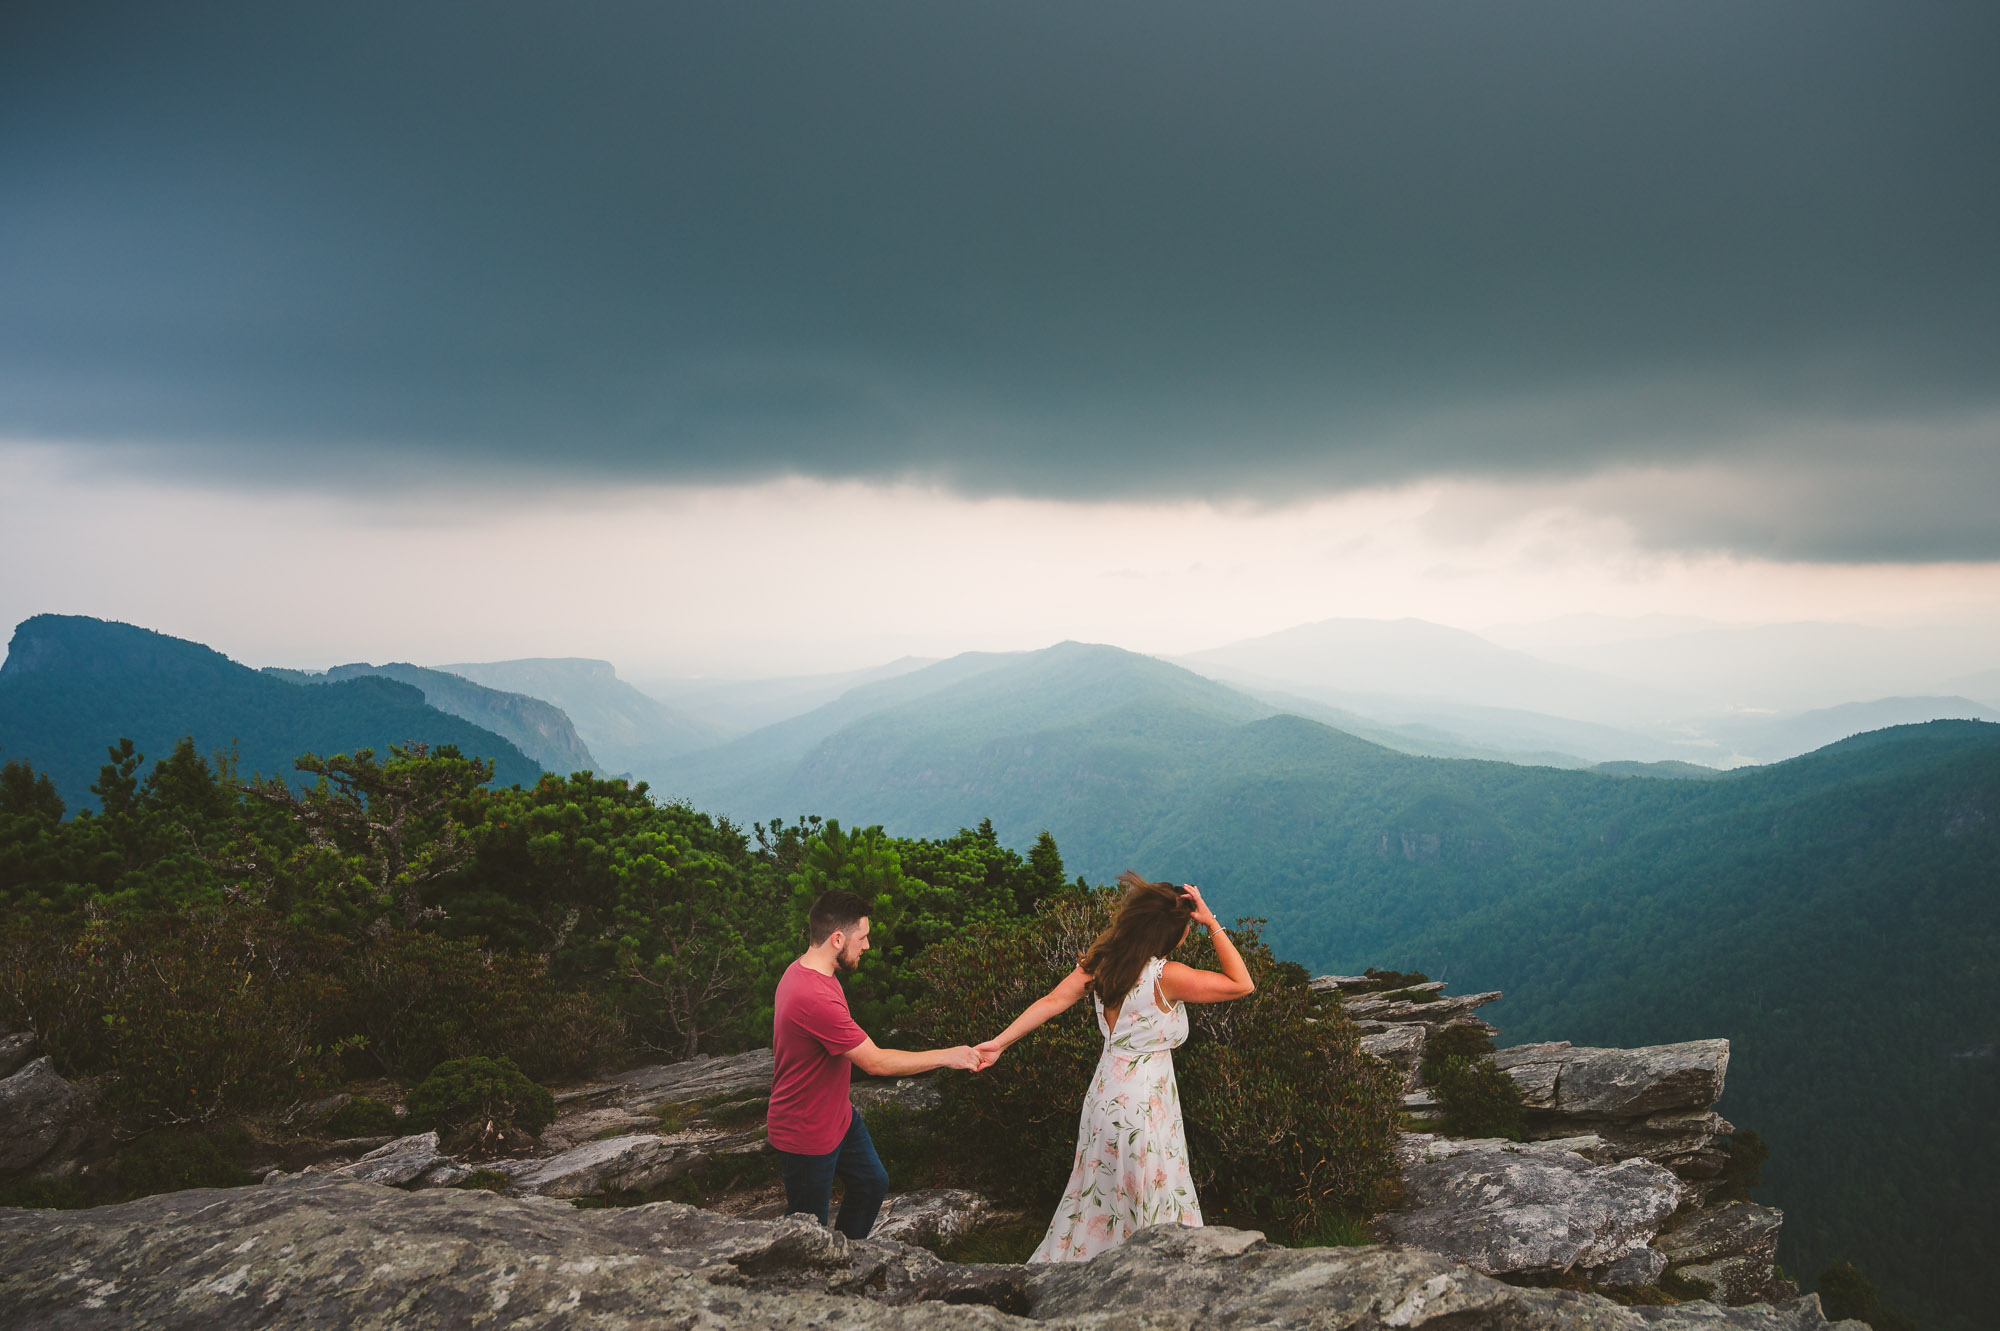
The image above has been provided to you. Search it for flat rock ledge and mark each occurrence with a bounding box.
[0,1175,1866,1330]
[1380,1135,1683,1278]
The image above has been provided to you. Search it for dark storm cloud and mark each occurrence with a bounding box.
[3,2,1997,557]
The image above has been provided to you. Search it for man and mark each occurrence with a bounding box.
[769,889,984,1238]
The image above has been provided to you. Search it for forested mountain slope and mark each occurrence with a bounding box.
[1394,723,2000,1331]
[0,616,540,804]
[268,661,600,776]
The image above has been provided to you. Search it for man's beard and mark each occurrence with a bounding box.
[835,946,860,973]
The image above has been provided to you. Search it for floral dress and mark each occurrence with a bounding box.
[1028,955,1202,1263]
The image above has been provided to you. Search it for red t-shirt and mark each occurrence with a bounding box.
[768,960,867,1154]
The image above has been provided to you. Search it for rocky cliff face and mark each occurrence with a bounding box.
[0,982,1855,1328]
[0,1175,1863,1330]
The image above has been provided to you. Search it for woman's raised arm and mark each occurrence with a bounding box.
[975,965,1091,1067]
[1160,883,1255,1004]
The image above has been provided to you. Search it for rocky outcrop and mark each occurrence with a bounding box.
[1379,1134,1683,1278]
[488,1132,707,1199]
[0,1054,92,1177]
[871,1188,1002,1249]
[1322,975,1789,1307]
[0,1174,1867,1330]
[319,1130,467,1188]
[1491,1040,1737,1187]
[1655,1203,1795,1306]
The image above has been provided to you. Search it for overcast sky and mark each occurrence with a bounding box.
[4,2,1997,675]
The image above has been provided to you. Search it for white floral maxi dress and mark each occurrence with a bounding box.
[1028,955,1202,1263]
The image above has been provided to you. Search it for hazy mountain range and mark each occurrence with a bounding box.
[265,661,599,776]
[0,616,540,803]
[437,658,727,780]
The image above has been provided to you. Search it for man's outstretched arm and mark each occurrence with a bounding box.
[843,1037,982,1076]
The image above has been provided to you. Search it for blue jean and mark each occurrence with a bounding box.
[774,1106,889,1240]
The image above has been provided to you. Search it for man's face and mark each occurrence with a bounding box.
[834,918,871,972]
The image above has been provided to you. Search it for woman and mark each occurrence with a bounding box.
[975,873,1254,1263]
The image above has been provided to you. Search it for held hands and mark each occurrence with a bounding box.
[1181,882,1220,929]
[937,1042,1004,1073]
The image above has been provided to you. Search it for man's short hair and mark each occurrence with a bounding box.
[808,889,870,946]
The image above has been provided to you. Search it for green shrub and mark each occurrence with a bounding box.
[453,1168,512,1193]
[1710,1128,1769,1204]
[1817,1261,1918,1331]
[0,1176,88,1209]
[1421,1022,1495,1071]
[325,1095,399,1139]
[0,908,346,1124]
[339,931,623,1084]
[1380,987,1440,1003]
[1359,968,1429,992]
[901,891,1404,1239]
[862,1101,946,1192]
[407,1055,555,1154]
[1419,1023,1524,1140]
[114,1131,257,1198]
[1428,1056,1525,1139]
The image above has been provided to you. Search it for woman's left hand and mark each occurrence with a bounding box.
[1181,883,1220,928]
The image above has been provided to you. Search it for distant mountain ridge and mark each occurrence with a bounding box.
[632,657,937,735]
[0,615,541,805]
[265,661,600,775]
[437,657,725,784]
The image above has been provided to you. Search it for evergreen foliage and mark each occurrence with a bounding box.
[325,1096,398,1139]
[407,1055,556,1153]
[1419,1023,1526,1140]
[1818,1260,1920,1331]
[113,1131,258,1197]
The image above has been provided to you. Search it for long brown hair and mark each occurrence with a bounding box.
[1081,871,1194,1006]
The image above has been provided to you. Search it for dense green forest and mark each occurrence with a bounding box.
[1395,725,1999,1331]
[0,616,541,806]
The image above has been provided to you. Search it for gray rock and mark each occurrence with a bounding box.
[1559,1041,1730,1117]
[1669,1256,1798,1308]
[0,1056,90,1175]
[1656,1203,1784,1267]
[1360,1024,1427,1085]
[413,1160,475,1189]
[490,1132,704,1198]
[0,1175,969,1329]
[1495,1041,1573,1109]
[852,1075,943,1114]
[325,1131,451,1186]
[0,1175,1864,1329]
[538,1105,662,1152]
[608,1047,774,1111]
[1656,1203,1793,1304]
[1379,1133,1683,1275]
[284,1091,351,1127]
[870,1188,998,1249]
[1495,1040,1731,1119]
[1344,990,1503,1025]
[1587,1245,1668,1286]
[0,1031,38,1081]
